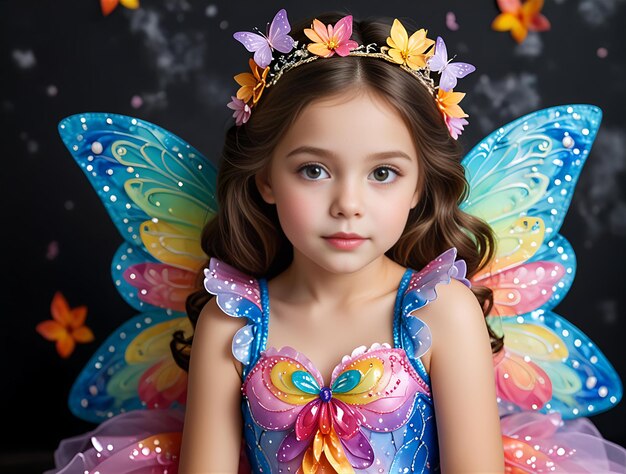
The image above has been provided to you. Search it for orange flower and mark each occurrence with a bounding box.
[303,15,358,58]
[36,292,94,358]
[492,0,551,44]
[234,58,270,106]
[100,0,139,17]
[436,88,468,120]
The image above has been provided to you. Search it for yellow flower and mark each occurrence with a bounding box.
[234,58,270,106]
[385,19,435,70]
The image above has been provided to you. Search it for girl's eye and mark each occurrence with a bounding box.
[298,164,329,180]
[369,167,399,183]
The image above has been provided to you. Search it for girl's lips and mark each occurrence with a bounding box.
[322,236,367,250]
[324,232,365,239]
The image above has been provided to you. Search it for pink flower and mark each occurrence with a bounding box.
[226,96,251,126]
[303,15,359,57]
[446,116,469,139]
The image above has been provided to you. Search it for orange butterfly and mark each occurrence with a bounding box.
[492,0,551,44]
[36,292,95,358]
[100,0,140,16]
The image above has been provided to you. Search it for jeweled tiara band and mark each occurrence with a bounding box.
[227,9,475,139]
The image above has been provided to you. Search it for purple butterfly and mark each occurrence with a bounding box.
[428,36,476,92]
[233,8,295,69]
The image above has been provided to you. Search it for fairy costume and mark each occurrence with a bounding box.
[45,8,626,474]
[203,248,471,472]
[44,101,626,473]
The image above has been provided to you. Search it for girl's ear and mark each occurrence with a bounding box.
[255,168,276,204]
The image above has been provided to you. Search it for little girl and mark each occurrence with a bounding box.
[178,10,505,473]
[47,8,626,474]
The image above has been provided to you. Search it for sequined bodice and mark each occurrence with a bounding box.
[203,248,471,473]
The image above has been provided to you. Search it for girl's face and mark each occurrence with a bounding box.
[256,89,421,274]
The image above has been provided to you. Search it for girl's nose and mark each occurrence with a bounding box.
[329,180,363,218]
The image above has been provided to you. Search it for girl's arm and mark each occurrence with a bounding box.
[428,279,505,473]
[178,297,246,474]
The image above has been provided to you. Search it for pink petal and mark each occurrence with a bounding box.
[295,399,321,440]
[329,399,362,438]
[529,13,551,31]
[226,96,244,111]
[334,40,358,56]
[497,0,522,14]
[333,15,354,43]
[445,116,469,139]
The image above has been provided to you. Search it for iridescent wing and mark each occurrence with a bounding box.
[58,112,217,422]
[460,104,622,419]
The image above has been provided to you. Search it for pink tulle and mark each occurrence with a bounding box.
[44,409,185,474]
[501,412,626,473]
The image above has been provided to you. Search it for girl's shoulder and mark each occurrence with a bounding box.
[396,247,474,363]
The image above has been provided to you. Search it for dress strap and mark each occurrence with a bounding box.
[203,258,264,372]
[395,247,471,384]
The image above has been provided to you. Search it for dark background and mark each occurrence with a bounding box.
[1,0,625,472]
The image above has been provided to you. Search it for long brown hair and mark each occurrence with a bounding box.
[171,12,503,370]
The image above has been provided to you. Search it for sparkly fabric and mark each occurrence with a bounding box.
[204,247,470,473]
[501,411,626,472]
[43,409,185,474]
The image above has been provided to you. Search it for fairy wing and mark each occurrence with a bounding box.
[460,104,623,419]
[58,112,217,422]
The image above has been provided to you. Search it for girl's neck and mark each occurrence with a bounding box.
[272,252,406,307]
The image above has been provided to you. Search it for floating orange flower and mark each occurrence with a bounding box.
[100,0,139,17]
[385,19,435,70]
[234,58,270,106]
[492,0,551,44]
[303,15,358,58]
[36,292,94,358]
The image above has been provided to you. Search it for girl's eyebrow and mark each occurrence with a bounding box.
[285,145,414,161]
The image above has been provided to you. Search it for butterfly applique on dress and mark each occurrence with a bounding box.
[242,344,429,471]
[47,103,626,473]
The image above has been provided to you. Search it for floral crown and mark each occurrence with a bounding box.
[227,9,475,139]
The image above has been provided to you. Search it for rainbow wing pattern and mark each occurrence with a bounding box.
[460,104,623,419]
[58,113,217,422]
